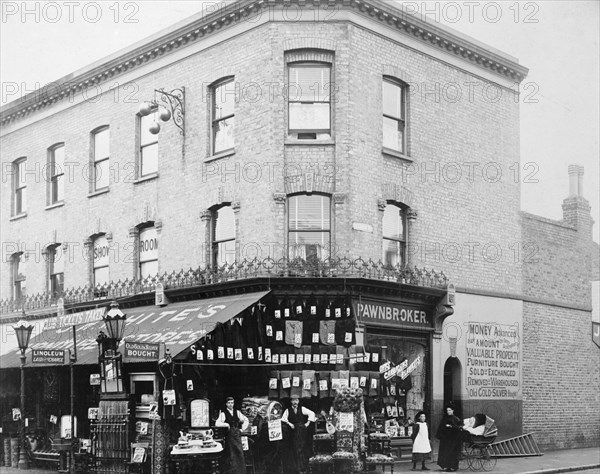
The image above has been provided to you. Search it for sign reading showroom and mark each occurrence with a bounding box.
[465,322,520,399]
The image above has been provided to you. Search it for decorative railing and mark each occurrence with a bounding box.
[0,257,449,314]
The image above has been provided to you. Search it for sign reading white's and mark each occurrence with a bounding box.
[353,299,431,328]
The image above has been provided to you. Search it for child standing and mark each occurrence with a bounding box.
[411,411,432,471]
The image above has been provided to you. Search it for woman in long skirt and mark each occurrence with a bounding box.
[436,405,463,472]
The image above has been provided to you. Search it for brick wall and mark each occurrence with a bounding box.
[1,18,522,299]
[521,212,599,449]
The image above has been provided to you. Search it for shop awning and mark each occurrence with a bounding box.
[0,291,269,369]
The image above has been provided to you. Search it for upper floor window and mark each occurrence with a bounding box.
[11,252,25,300]
[92,234,110,296]
[139,226,158,279]
[139,110,158,177]
[48,144,65,204]
[12,158,27,215]
[288,194,331,260]
[47,244,64,296]
[383,79,407,153]
[288,63,331,140]
[93,127,110,190]
[212,78,235,154]
[382,203,407,267]
[212,205,236,266]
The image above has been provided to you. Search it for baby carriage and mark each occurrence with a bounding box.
[459,414,497,471]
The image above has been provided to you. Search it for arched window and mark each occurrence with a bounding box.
[288,194,331,260]
[212,205,236,266]
[382,203,407,267]
[92,234,110,288]
[139,225,158,279]
[11,252,25,300]
[46,244,64,295]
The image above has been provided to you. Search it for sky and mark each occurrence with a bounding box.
[1,0,598,242]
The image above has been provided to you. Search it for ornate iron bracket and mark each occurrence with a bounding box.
[152,87,185,136]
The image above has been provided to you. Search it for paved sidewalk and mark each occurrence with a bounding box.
[0,446,598,473]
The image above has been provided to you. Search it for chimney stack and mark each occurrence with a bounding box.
[562,164,593,239]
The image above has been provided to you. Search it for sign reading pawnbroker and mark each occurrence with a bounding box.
[32,349,65,364]
[124,342,160,361]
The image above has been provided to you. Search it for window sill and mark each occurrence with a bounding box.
[205,148,235,162]
[9,213,27,221]
[382,147,412,162]
[88,188,109,198]
[45,201,65,211]
[285,139,335,146]
[134,173,159,184]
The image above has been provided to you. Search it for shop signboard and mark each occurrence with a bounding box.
[465,321,520,399]
[124,342,160,361]
[32,349,65,364]
[352,299,431,328]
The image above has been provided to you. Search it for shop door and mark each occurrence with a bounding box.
[443,357,463,417]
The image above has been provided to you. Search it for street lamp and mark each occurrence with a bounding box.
[103,300,127,344]
[13,318,33,470]
[97,301,127,395]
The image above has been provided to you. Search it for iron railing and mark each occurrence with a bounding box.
[0,257,448,314]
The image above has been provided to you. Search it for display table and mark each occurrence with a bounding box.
[170,443,223,474]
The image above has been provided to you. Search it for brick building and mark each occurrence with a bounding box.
[0,0,596,465]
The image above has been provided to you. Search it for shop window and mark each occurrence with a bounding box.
[211,77,235,154]
[93,234,110,294]
[288,63,331,139]
[139,109,158,177]
[366,330,428,423]
[288,194,331,260]
[12,157,27,215]
[212,205,236,266]
[382,203,407,267]
[11,252,25,300]
[92,126,110,190]
[47,244,64,296]
[48,143,65,204]
[383,78,407,154]
[139,225,158,279]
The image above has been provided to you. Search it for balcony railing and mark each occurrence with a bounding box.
[0,257,448,314]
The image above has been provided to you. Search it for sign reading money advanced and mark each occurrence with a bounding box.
[124,342,160,361]
[32,349,65,364]
[352,299,431,328]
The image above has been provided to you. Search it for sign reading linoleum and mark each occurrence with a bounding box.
[465,322,520,399]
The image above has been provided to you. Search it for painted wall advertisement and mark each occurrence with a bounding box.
[465,321,520,399]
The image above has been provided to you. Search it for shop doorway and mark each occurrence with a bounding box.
[443,357,462,416]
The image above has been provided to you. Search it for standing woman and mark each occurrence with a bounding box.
[411,411,432,471]
[436,404,463,472]
[215,397,250,474]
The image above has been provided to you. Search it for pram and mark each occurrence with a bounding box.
[458,414,497,471]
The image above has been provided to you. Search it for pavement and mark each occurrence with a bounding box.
[0,446,598,473]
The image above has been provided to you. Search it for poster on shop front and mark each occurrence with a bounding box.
[465,322,521,399]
